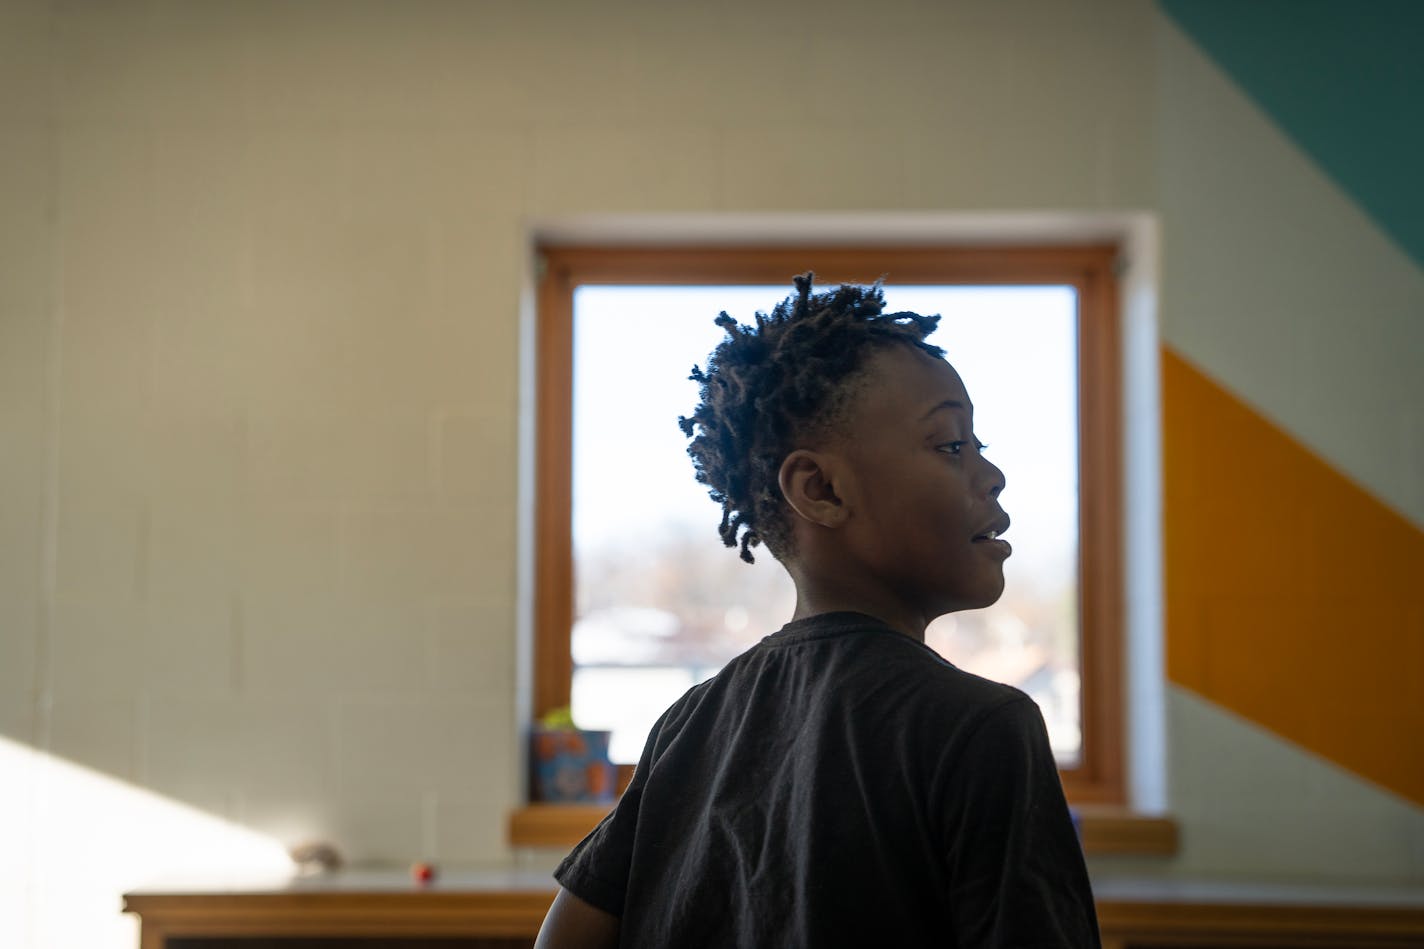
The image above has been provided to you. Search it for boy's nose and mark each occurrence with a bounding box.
[983,458,1006,498]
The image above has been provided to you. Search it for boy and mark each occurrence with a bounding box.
[535,275,1100,948]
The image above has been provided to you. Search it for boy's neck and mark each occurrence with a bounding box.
[789,588,929,643]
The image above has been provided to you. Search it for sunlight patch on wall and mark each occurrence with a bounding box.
[0,736,292,949]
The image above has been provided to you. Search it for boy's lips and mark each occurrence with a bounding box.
[971,512,1010,542]
[972,513,1012,557]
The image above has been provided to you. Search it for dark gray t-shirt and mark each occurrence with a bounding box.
[555,611,1100,948]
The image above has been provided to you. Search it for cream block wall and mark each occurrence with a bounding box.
[1,0,52,777]
[1,0,1420,945]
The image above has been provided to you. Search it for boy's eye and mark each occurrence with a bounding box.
[939,439,989,456]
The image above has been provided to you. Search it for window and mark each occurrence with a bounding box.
[534,247,1124,804]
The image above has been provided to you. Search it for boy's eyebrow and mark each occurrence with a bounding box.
[919,399,970,421]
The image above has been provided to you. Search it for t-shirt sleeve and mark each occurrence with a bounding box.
[937,696,1101,949]
[551,708,668,918]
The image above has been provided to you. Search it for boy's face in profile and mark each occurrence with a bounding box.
[829,345,1011,620]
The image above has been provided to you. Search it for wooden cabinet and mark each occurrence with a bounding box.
[1093,877,1424,948]
[123,871,552,949]
[124,872,1424,948]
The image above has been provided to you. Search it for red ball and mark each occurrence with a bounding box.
[412,862,436,884]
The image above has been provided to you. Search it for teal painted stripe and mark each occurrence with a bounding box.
[1159,0,1424,269]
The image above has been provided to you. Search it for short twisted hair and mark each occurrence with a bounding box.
[678,273,944,564]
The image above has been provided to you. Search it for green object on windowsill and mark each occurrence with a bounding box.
[539,706,577,730]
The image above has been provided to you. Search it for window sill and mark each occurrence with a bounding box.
[509,803,615,848]
[1073,805,1178,855]
[508,803,1178,856]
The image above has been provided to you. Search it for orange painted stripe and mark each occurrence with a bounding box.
[1163,347,1424,805]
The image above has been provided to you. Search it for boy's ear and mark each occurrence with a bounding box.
[778,449,849,529]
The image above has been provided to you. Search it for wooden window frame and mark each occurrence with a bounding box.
[533,246,1124,805]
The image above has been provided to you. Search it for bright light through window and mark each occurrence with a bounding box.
[572,285,1080,764]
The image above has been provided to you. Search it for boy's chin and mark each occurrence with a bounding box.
[951,579,1006,612]
[969,591,1005,611]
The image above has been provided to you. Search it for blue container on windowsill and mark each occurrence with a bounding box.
[530,727,616,804]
